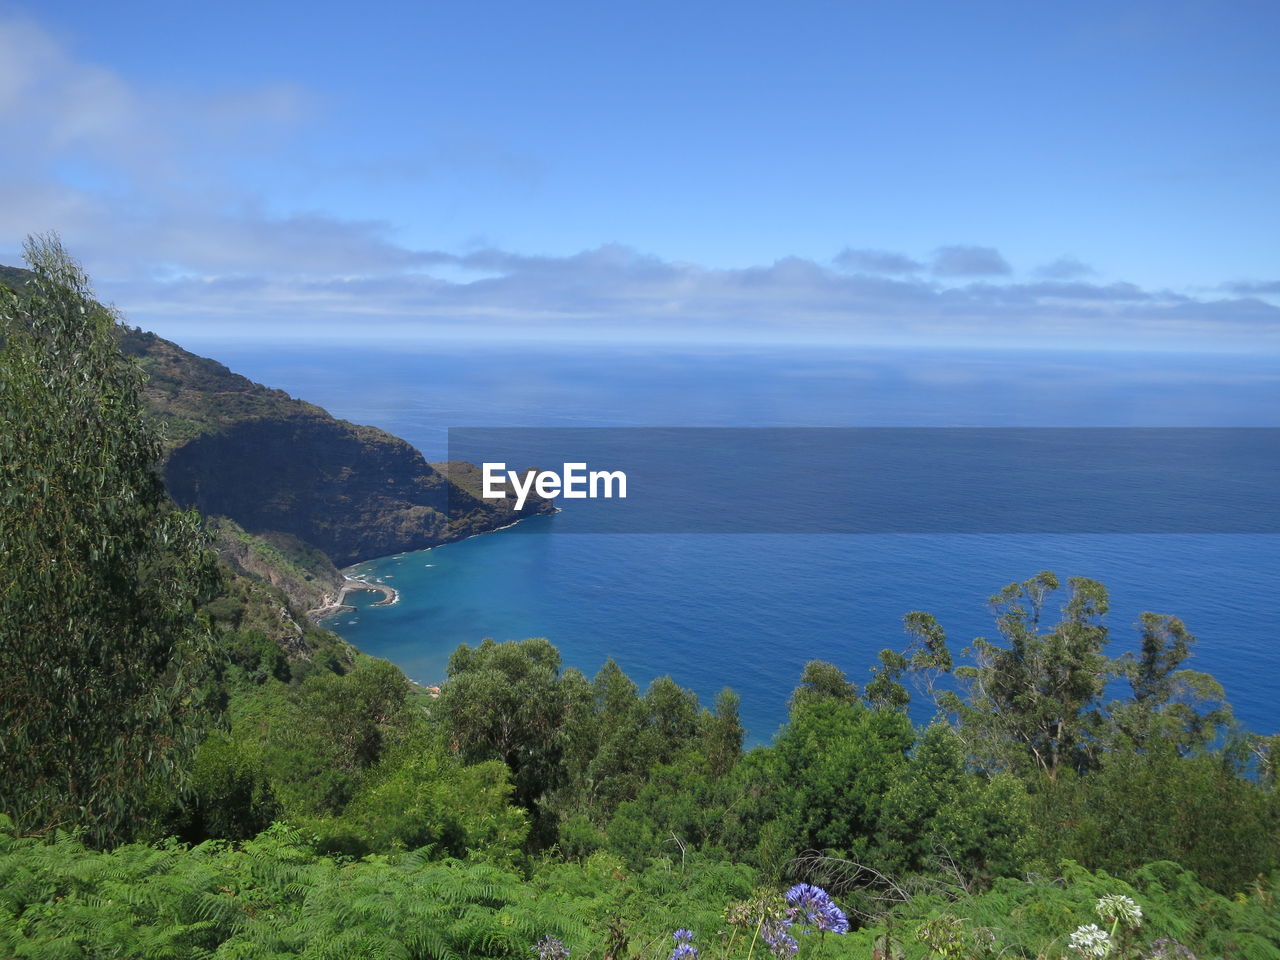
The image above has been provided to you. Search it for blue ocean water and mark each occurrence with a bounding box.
[191,341,1280,743]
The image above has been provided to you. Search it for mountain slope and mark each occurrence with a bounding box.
[118,327,548,566]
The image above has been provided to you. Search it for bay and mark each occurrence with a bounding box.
[188,340,1280,743]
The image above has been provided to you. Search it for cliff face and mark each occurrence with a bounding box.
[115,328,548,567]
[2,266,547,571]
[163,411,514,567]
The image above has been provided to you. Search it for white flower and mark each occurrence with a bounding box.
[1069,923,1112,959]
[1095,893,1143,928]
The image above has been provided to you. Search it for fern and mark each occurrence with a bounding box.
[2,819,1272,960]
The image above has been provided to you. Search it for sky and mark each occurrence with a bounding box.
[0,0,1277,349]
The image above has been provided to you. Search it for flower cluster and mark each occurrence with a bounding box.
[724,902,757,928]
[669,928,699,960]
[1096,894,1143,929]
[724,883,849,959]
[784,883,850,935]
[1069,923,1112,959]
[761,920,799,959]
[534,936,570,960]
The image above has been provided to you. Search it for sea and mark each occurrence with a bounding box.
[184,340,1280,745]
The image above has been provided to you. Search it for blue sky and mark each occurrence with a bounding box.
[0,1,1276,348]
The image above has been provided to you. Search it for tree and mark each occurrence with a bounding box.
[767,694,913,860]
[437,637,573,825]
[639,675,701,764]
[939,571,1112,779]
[1029,739,1280,893]
[914,572,1240,781]
[867,611,953,712]
[877,723,1030,881]
[295,657,411,774]
[0,235,217,844]
[1107,612,1234,754]
[788,660,859,709]
[700,688,744,778]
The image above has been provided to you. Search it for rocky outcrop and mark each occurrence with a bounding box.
[117,328,550,567]
[164,410,510,567]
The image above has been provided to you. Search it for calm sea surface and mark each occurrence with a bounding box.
[187,341,1280,743]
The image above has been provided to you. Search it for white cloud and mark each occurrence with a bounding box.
[1,16,1276,353]
[0,16,336,277]
[98,244,1280,351]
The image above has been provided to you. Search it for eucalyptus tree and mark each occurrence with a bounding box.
[437,636,575,834]
[0,236,217,845]
[1106,611,1234,755]
[939,571,1112,778]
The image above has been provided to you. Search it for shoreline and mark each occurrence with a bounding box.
[455,507,559,543]
[312,511,557,622]
[310,577,398,621]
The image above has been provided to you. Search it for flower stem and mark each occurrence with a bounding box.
[745,917,762,960]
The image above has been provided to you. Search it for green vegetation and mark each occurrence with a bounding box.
[207,516,345,616]
[116,327,333,447]
[0,237,217,847]
[1,241,1277,958]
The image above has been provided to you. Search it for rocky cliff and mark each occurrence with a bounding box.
[116,328,550,567]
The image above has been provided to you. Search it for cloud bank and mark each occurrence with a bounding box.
[96,241,1279,351]
[1,17,1277,351]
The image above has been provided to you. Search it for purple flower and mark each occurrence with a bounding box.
[535,936,570,960]
[783,883,850,936]
[762,920,800,959]
[814,901,849,935]
[785,884,827,911]
[669,930,699,960]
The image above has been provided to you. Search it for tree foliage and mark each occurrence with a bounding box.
[881,571,1238,781]
[438,637,574,826]
[941,571,1112,778]
[767,695,914,861]
[0,236,216,845]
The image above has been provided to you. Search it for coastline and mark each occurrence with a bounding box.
[311,510,557,623]
[455,507,559,543]
[310,577,398,621]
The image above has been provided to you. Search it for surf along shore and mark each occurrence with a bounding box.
[310,577,398,621]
